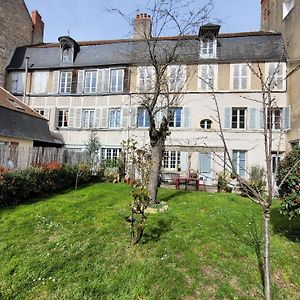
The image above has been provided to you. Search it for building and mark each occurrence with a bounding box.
[5,15,289,185]
[261,0,300,148]
[0,0,44,87]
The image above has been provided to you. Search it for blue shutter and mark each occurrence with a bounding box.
[224,107,231,129]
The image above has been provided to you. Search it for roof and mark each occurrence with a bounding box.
[6,31,285,70]
[0,87,60,144]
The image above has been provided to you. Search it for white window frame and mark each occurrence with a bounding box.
[231,64,251,90]
[198,64,218,91]
[168,65,186,92]
[109,108,121,128]
[267,108,283,130]
[169,107,183,128]
[137,66,155,92]
[200,39,217,58]
[137,107,150,128]
[283,0,294,19]
[62,47,72,63]
[231,107,246,129]
[11,72,24,94]
[266,62,285,91]
[59,71,72,94]
[84,70,97,93]
[110,69,124,93]
[83,109,95,128]
[101,147,121,163]
[58,109,69,128]
[232,150,247,177]
[163,151,181,170]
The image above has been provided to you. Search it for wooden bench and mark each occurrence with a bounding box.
[175,177,206,191]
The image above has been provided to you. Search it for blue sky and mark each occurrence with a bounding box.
[25,0,261,42]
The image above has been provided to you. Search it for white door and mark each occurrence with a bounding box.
[199,152,212,185]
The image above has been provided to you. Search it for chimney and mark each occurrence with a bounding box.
[31,10,44,44]
[133,14,152,39]
[260,0,270,31]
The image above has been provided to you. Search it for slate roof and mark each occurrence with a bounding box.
[0,87,60,144]
[6,31,284,70]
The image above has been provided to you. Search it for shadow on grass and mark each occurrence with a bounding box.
[158,189,187,203]
[270,207,300,243]
[142,218,173,243]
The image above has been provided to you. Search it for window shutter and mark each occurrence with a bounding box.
[283,106,290,130]
[74,108,82,128]
[97,69,110,93]
[69,108,75,128]
[180,152,188,172]
[248,108,256,129]
[100,107,108,128]
[44,108,50,121]
[183,107,190,128]
[155,111,161,128]
[129,106,137,128]
[77,70,85,93]
[55,108,59,128]
[95,108,101,128]
[123,68,130,93]
[121,107,130,128]
[200,65,207,90]
[52,71,60,94]
[241,77,248,89]
[224,107,231,129]
[259,108,264,129]
[71,69,77,94]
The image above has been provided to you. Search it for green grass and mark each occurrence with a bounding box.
[0,183,299,300]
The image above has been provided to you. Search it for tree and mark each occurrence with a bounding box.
[84,131,101,174]
[111,0,214,204]
[205,60,298,299]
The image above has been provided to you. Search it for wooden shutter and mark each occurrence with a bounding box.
[52,71,60,94]
[95,108,101,128]
[123,68,130,93]
[129,106,137,128]
[283,106,290,130]
[100,107,108,128]
[200,65,208,90]
[121,107,130,128]
[233,65,239,89]
[74,108,82,128]
[44,108,50,121]
[248,108,256,129]
[77,70,85,93]
[97,69,110,93]
[180,152,188,172]
[224,107,231,129]
[55,108,59,128]
[68,108,75,128]
[71,69,78,94]
[183,107,190,128]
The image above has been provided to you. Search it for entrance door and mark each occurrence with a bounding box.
[199,152,212,185]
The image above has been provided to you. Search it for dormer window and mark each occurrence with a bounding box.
[58,36,80,65]
[199,23,220,59]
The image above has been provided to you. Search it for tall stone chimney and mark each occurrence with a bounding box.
[31,10,44,44]
[133,14,152,39]
[260,0,270,31]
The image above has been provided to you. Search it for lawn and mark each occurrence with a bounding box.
[0,183,299,300]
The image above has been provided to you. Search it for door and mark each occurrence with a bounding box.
[199,152,212,185]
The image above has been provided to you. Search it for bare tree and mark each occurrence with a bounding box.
[111,0,214,204]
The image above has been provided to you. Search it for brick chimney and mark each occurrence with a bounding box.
[261,0,270,31]
[31,10,44,44]
[133,14,152,39]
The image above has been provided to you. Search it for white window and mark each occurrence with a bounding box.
[34,108,50,120]
[267,63,285,90]
[11,72,24,94]
[32,71,49,94]
[232,108,246,129]
[109,108,121,128]
[137,66,155,92]
[271,152,283,174]
[101,148,121,164]
[200,39,217,58]
[232,64,250,90]
[62,47,72,63]
[84,70,97,93]
[137,107,150,128]
[232,150,247,177]
[59,71,72,94]
[58,109,69,127]
[163,151,181,169]
[168,65,186,92]
[110,69,124,92]
[169,108,182,128]
[283,0,294,19]
[83,109,95,128]
[267,108,282,130]
[199,65,217,91]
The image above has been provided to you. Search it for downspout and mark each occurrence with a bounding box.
[23,56,29,104]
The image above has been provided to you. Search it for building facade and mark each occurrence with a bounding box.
[0,0,44,87]
[261,0,300,148]
[5,15,289,184]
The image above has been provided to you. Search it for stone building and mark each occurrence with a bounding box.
[0,0,44,87]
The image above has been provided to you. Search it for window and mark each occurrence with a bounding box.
[232,150,246,177]
[168,65,186,92]
[200,119,212,129]
[84,71,97,93]
[267,63,285,90]
[163,151,181,169]
[137,107,150,128]
[101,148,121,164]
[32,71,49,94]
[11,72,24,94]
[83,109,95,128]
[283,0,294,19]
[199,65,217,91]
[58,109,69,127]
[62,47,72,63]
[232,64,249,90]
[267,108,282,130]
[110,69,124,92]
[109,108,121,128]
[59,71,72,94]
[138,66,154,92]
[169,108,182,128]
[200,38,217,58]
[271,152,283,174]
[232,108,246,129]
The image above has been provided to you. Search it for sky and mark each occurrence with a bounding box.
[24,0,261,43]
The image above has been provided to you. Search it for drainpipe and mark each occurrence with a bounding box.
[23,57,29,104]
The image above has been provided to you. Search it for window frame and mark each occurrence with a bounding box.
[200,119,212,129]
[231,107,246,129]
[232,150,247,177]
[137,66,155,92]
[58,109,69,128]
[109,108,121,128]
[82,109,95,129]
[231,64,250,90]
[101,147,122,164]
[266,62,285,91]
[110,69,124,93]
[84,70,97,93]
[198,64,218,91]
[59,71,72,94]
[168,65,186,92]
[11,72,24,94]
[169,107,183,128]
[200,39,217,58]
[137,107,150,128]
[163,151,181,170]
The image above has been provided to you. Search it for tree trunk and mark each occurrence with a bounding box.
[148,138,164,205]
[263,206,271,300]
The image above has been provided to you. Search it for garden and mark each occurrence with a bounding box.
[0,182,299,299]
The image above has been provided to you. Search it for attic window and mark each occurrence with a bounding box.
[62,47,72,63]
[283,0,294,19]
[58,36,79,64]
[200,37,217,58]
